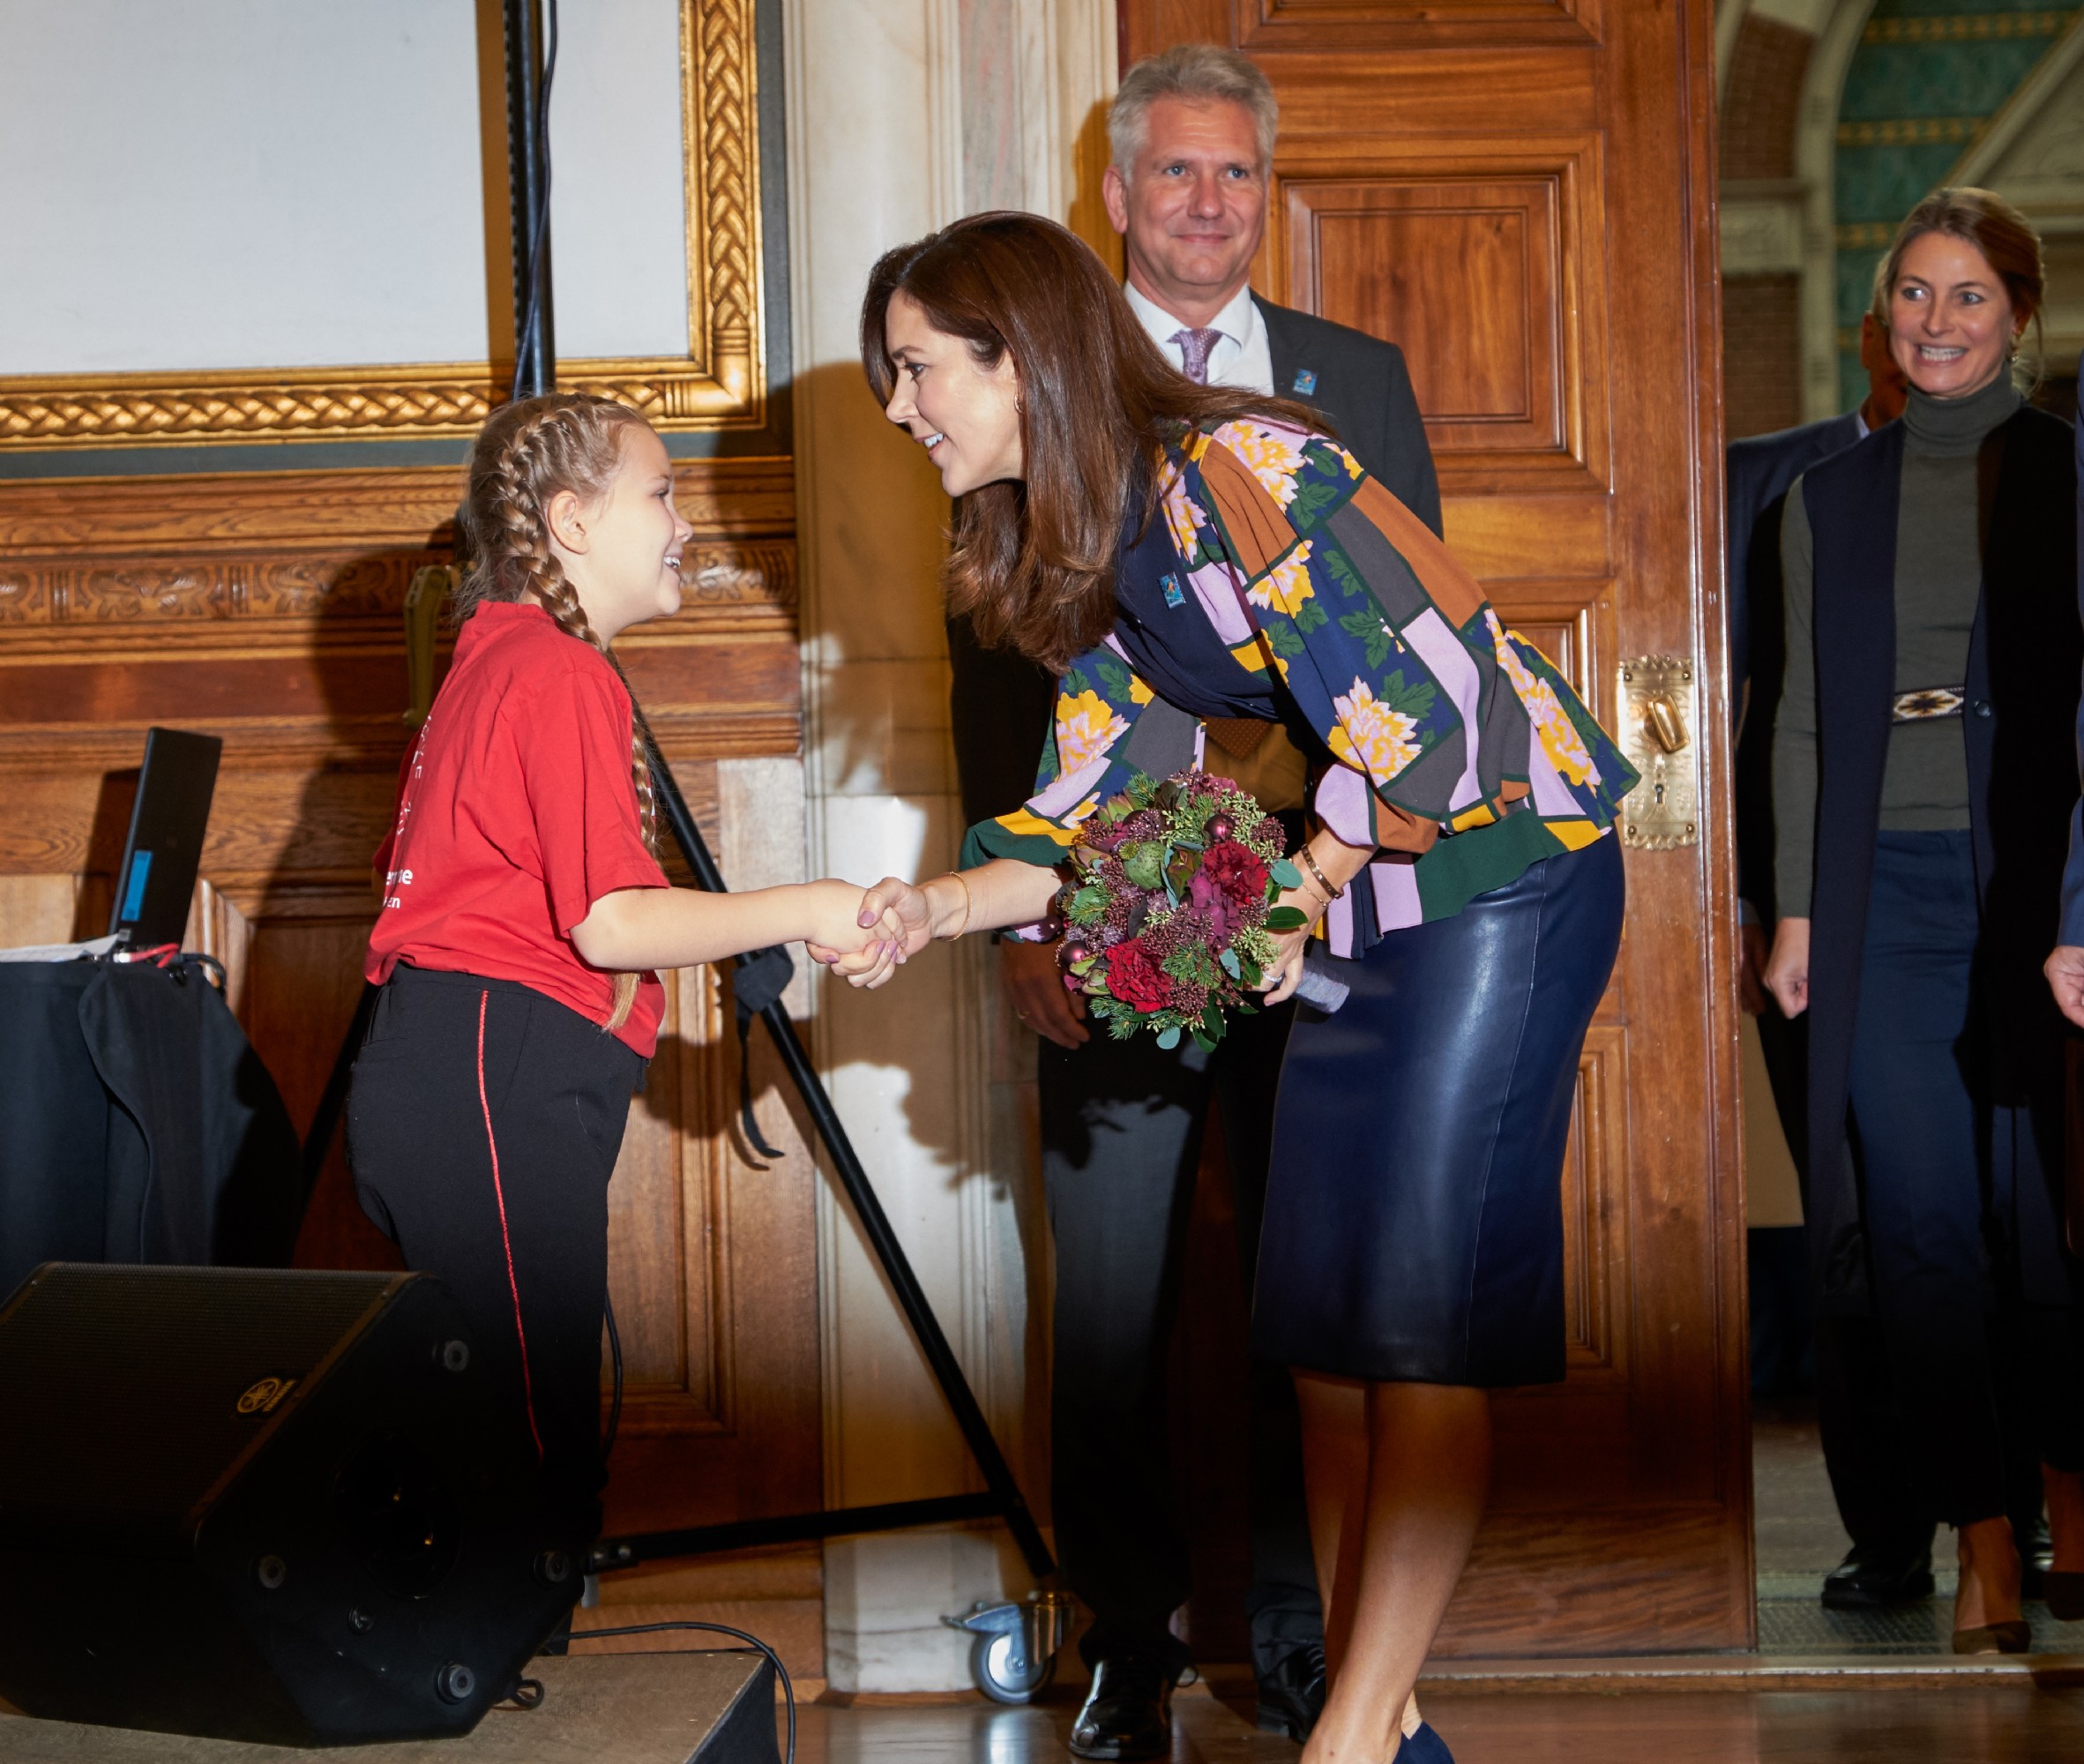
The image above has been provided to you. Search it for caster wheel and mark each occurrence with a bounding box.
[970,1629,1057,1704]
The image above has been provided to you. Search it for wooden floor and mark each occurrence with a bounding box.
[6,1655,2084,1761]
[801,1678,2084,1762]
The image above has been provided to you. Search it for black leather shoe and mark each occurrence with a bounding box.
[1255,1641,1326,1742]
[1821,1543,1934,1610]
[1070,1657,1173,1761]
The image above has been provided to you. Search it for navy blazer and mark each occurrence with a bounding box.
[1725,411,1864,722]
[1799,405,2079,1307]
[2062,367,2084,945]
[948,294,1441,829]
[1724,412,1864,916]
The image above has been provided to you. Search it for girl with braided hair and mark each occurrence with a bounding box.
[347,392,905,1563]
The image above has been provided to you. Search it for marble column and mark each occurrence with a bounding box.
[783,0,1115,1693]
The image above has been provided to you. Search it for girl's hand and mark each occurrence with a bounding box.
[800,879,902,975]
[805,877,939,989]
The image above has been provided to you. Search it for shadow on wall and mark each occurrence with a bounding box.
[288,532,459,1274]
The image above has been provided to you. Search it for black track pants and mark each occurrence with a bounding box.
[344,965,644,1548]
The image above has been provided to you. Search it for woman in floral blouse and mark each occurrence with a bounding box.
[840,214,1633,1764]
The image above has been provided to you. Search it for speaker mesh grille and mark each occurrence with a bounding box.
[0,1265,405,1531]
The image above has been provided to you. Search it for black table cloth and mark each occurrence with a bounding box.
[0,957,301,1301]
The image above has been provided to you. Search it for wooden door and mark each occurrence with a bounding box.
[1125,0,1746,1654]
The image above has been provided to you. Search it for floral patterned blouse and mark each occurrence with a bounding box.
[959,417,1638,957]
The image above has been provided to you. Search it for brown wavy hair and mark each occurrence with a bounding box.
[1872,187,2045,389]
[453,390,660,1032]
[860,212,1325,671]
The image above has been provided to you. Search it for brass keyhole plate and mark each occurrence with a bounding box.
[1616,654,1700,849]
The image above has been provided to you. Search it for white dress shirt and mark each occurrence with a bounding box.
[1124,279,1274,397]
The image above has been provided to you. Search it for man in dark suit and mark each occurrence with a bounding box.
[1725,311,1916,1611]
[947,44,1438,1762]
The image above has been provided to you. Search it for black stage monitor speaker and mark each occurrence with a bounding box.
[0,1264,575,1747]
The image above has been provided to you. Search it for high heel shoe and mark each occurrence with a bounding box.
[1951,1619,2032,1655]
[2045,1570,2084,1623]
[1395,1720,1455,1761]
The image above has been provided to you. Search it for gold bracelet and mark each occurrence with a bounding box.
[1296,843,1343,901]
[940,871,973,940]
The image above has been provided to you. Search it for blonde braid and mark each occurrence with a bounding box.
[457,392,665,1032]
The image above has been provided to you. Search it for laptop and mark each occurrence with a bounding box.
[108,728,223,950]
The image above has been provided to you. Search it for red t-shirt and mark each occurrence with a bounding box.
[366,602,669,1057]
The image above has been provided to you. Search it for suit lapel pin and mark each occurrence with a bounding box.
[1291,369,1318,396]
[1161,574,1186,609]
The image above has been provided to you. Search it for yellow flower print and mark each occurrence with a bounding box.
[1490,617,1595,786]
[1184,430,1212,464]
[1162,473,1208,560]
[1055,690,1129,775]
[1327,679,1423,783]
[1129,673,1154,706]
[1248,541,1315,617]
[1216,420,1309,507]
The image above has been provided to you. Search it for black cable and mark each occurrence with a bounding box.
[578,1623,795,1764]
[603,1289,624,1461]
[510,0,560,401]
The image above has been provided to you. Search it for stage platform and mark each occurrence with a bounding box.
[0,1650,773,1763]
[7,1649,2084,1760]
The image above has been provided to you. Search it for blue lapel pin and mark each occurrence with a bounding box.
[1291,368,1318,396]
[1161,574,1186,609]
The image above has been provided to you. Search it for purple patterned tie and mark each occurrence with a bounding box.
[1170,327,1221,385]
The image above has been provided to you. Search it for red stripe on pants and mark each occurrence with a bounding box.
[476,989,544,1460]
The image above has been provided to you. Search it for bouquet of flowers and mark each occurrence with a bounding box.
[1055,769,1308,1050]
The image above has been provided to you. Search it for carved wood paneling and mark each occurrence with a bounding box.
[0,459,798,760]
[1558,1025,1629,1378]
[1236,0,1602,50]
[1273,139,1610,494]
[0,0,766,449]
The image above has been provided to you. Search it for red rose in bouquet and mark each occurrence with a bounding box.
[1103,939,1169,1013]
[1201,840,1269,903]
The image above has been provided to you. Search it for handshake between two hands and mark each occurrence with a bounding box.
[802,875,944,990]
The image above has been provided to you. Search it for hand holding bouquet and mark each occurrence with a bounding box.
[1055,770,1310,1050]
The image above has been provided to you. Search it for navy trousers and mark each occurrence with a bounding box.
[1843,833,2048,1529]
[1040,994,1318,1679]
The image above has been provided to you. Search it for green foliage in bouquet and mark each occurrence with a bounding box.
[1053,768,1306,1051]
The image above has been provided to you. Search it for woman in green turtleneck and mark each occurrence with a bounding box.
[1766,190,2084,1653]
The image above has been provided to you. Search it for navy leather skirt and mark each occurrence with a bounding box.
[1251,833,1625,1387]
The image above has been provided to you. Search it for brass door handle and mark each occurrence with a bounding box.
[1643,692,1688,754]
[1617,656,1699,848]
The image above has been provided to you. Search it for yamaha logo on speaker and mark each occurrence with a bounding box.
[235,1376,296,1415]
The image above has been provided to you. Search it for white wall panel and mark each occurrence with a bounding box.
[0,0,688,375]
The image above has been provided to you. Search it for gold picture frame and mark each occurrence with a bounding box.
[0,0,763,452]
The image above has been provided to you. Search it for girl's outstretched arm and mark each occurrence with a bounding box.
[571,878,900,974]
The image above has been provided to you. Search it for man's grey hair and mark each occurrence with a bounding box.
[1109,44,1278,176]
